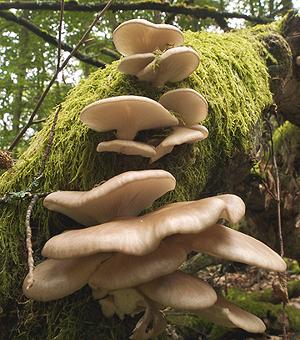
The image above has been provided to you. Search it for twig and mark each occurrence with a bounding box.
[57,0,65,71]
[25,194,39,289]
[8,0,113,152]
[0,191,50,204]
[30,118,46,126]
[267,113,288,339]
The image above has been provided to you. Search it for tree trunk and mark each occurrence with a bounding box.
[0,13,299,339]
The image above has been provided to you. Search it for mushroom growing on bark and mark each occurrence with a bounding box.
[114,19,199,86]
[96,140,156,158]
[80,96,178,140]
[41,194,247,259]
[43,169,176,226]
[113,19,184,56]
[195,295,266,333]
[119,46,200,87]
[149,88,209,162]
[150,126,209,163]
[25,169,286,339]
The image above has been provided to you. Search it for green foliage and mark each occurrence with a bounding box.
[0,26,273,338]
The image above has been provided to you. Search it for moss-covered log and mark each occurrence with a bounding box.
[0,17,296,339]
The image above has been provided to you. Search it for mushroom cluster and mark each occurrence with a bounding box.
[80,88,209,163]
[22,18,287,339]
[23,170,286,339]
[114,19,199,87]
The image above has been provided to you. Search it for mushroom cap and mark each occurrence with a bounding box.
[118,53,155,75]
[43,170,176,226]
[42,194,245,259]
[113,19,184,56]
[80,96,178,140]
[150,126,208,163]
[137,46,200,86]
[138,271,217,310]
[195,295,266,333]
[159,89,208,125]
[89,239,187,290]
[188,224,287,272]
[96,140,156,158]
[22,253,110,302]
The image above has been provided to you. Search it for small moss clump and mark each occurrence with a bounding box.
[0,28,273,338]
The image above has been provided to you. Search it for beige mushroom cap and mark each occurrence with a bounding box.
[150,126,208,163]
[89,239,187,290]
[22,253,110,302]
[137,46,200,87]
[118,53,155,75]
[195,295,266,333]
[42,194,245,259]
[43,170,176,226]
[182,224,287,272]
[138,271,217,310]
[96,140,156,158]
[113,19,184,56]
[159,89,208,125]
[80,96,178,140]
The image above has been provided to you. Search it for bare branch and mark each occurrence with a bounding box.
[0,1,271,25]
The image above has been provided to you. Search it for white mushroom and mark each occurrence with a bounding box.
[150,126,208,163]
[89,222,286,291]
[22,253,110,301]
[186,224,287,272]
[96,140,156,158]
[43,170,176,226]
[138,271,217,310]
[42,194,245,259]
[80,96,178,140]
[113,19,184,56]
[195,295,266,333]
[89,239,187,290]
[136,46,200,87]
[159,88,208,125]
[118,53,155,75]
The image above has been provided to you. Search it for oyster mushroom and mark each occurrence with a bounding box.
[43,170,175,226]
[22,253,111,301]
[113,19,184,56]
[42,194,246,259]
[89,223,286,291]
[138,271,217,310]
[195,295,266,333]
[96,140,156,158]
[80,96,178,140]
[135,46,199,87]
[118,53,155,75]
[150,125,208,163]
[159,88,208,125]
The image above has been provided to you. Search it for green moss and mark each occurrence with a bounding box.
[0,28,272,338]
[273,121,300,152]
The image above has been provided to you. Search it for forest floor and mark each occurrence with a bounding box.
[197,261,300,340]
